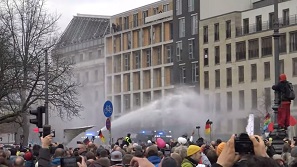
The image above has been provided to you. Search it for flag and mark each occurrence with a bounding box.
[263,113,271,132]
[83,137,90,145]
[205,119,211,135]
[98,130,106,143]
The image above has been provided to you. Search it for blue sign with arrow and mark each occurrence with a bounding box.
[103,100,113,118]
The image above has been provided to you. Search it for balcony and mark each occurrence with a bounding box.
[236,14,297,36]
[145,10,173,23]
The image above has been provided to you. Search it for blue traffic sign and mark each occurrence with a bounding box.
[103,101,113,117]
[106,118,111,130]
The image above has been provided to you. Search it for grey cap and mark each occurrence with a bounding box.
[110,151,122,162]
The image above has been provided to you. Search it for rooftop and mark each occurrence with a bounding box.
[56,15,110,48]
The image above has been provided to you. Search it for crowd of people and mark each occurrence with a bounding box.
[1,132,297,167]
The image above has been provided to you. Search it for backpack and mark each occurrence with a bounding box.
[283,82,295,100]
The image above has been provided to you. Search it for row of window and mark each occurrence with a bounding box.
[179,62,199,83]
[206,85,297,112]
[178,14,198,38]
[76,68,104,84]
[203,20,231,43]
[176,39,195,61]
[176,0,195,15]
[203,31,297,66]
[203,57,297,89]
[71,50,103,64]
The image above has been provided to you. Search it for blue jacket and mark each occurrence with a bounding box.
[147,156,161,167]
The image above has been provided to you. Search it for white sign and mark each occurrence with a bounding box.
[246,114,254,135]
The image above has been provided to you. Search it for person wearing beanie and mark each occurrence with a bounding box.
[216,142,226,156]
[181,145,202,167]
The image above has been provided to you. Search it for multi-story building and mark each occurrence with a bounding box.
[199,0,297,135]
[105,0,174,118]
[172,0,200,89]
[52,14,110,143]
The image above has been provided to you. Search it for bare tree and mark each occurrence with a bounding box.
[0,0,82,144]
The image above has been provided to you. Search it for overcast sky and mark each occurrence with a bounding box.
[47,0,159,33]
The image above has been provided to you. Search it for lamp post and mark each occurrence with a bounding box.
[44,49,49,125]
[272,0,280,130]
[196,126,201,138]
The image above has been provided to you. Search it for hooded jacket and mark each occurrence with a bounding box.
[272,74,291,102]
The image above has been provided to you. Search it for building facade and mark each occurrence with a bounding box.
[199,0,297,134]
[52,14,110,143]
[105,0,174,118]
[171,0,200,89]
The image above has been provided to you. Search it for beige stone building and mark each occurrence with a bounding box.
[199,0,297,134]
[105,0,174,118]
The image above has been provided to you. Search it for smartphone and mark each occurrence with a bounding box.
[61,157,78,167]
[164,149,171,157]
[43,125,51,137]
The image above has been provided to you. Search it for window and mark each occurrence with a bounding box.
[280,33,287,53]
[124,54,130,71]
[239,90,245,110]
[214,23,220,41]
[293,58,297,76]
[243,18,249,34]
[248,39,259,59]
[142,10,148,24]
[133,13,138,27]
[146,50,151,67]
[98,50,102,58]
[176,41,182,61]
[157,47,162,65]
[265,88,271,110]
[124,16,129,30]
[215,69,220,88]
[290,31,297,52]
[88,52,93,60]
[134,93,140,106]
[215,46,220,65]
[176,0,182,15]
[125,74,131,91]
[226,68,232,87]
[238,66,244,83]
[192,63,198,82]
[226,44,231,63]
[204,48,208,66]
[256,15,262,31]
[227,120,233,131]
[236,41,246,61]
[179,18,185,37]
[262,36,272,56]
[251,64,257,82]
[203,26,208,43]
[264,62,271,79]
[180,66,186,83]
[227,92,232,111]
[80,54,84,62]
[166,45,173,63]
[204,71,209,89]
[153,7,159,15]
[188,39,194,59]
[251,89,258,109]
[283,9,289,26]
[85,71,89,83]
[134,52,140,69]
[280,59,284,74]
[191,14,198,35]
[124,95,130,110]
[163,4,169,12]
[269,12,274,29]
[188,0,194,12]
[226,20,231,38]
[215,93,221,112]
[127,33,131,49]
[94,70,99,82]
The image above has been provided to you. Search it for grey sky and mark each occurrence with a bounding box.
[47,0,159,32]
